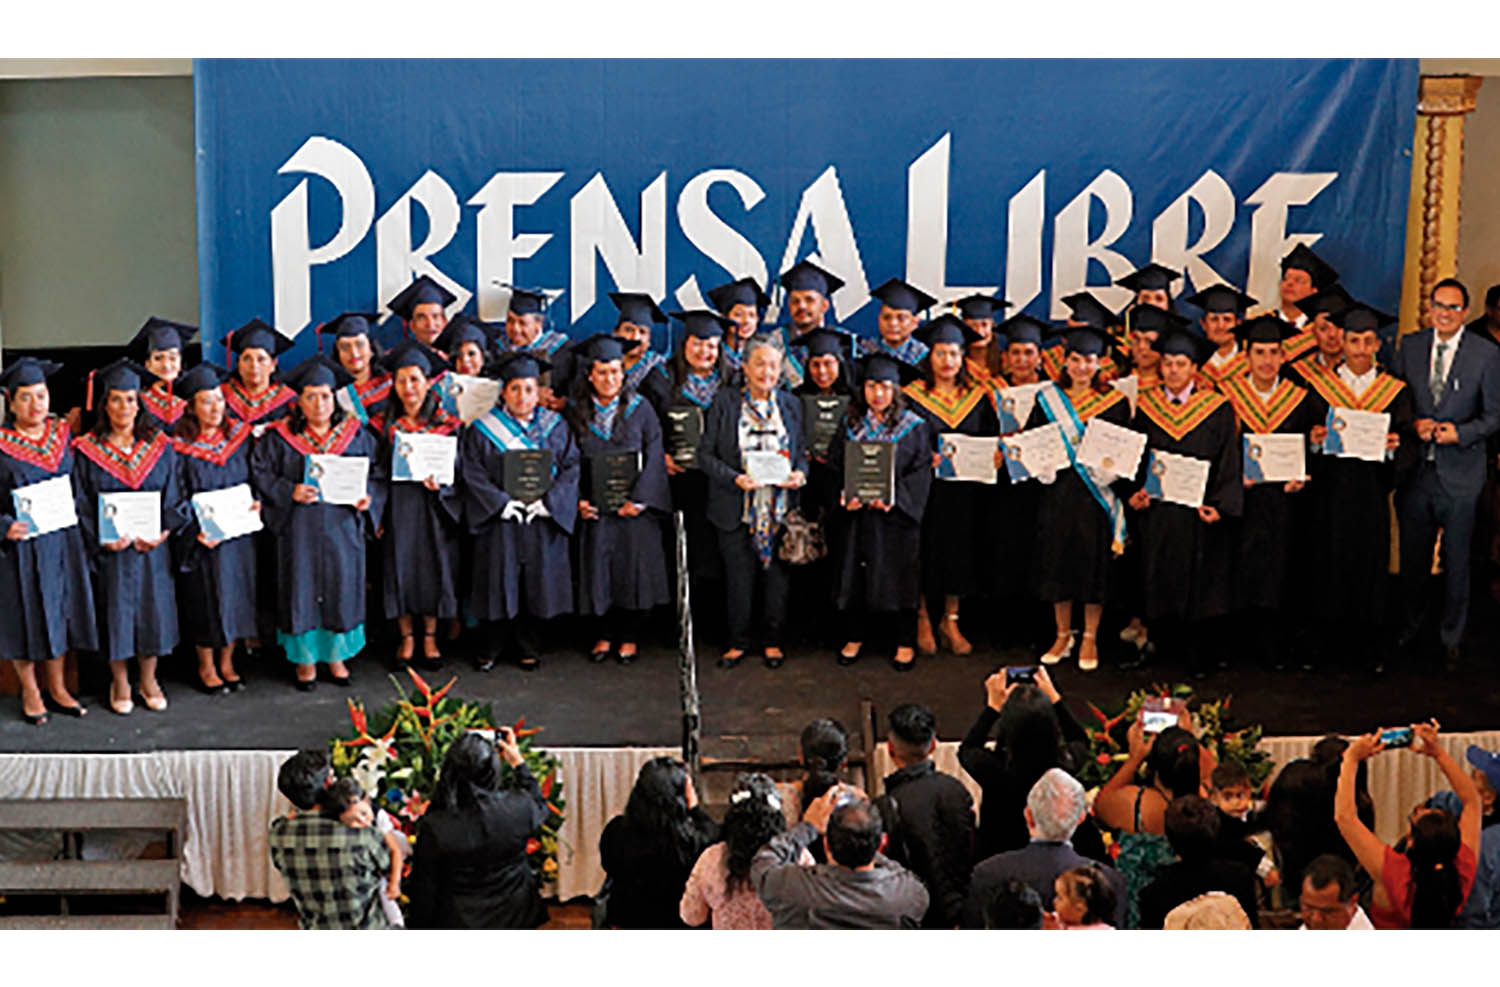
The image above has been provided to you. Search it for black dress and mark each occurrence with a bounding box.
[904,380,998,598]
[598,808,719,929]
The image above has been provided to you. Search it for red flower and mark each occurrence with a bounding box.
[540,772,555,798]
[526,838,541,855]
[407,667,432,700]
[347,698,367,736]
[1096,753,1111,765]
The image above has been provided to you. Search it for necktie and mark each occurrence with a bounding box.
[1431,340,1449,407]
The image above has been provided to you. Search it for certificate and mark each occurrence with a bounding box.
[303,455,370,507]
[437,373,501,424]
[842,440,895,505]
[1003,423,1069,483]
[190,483,263,542]
[1110,375,1139,410]
[1242,434,1307,484]
[936,433,998,485]
[392,431,458,486]
[744,450,792,486]
[11,475,78,539]
[995,382,1049,433]
[1144,450,1211,509]
[1075,418,1147,479]
[1323,406,1390,463]
[98,491,160,543]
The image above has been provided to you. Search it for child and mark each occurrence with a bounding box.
[319,777,408,928]
[1045,865,1117,930]
[1208,761,1280,888]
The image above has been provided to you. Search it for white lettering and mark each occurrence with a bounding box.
[375,170,470,322]
[1152,170,1236,296]
[270,137,374,336]
[1245,172,1338,310]
[1050,169,1135,318]
[676,169,767,312]
[906,133,996,306]
[774,167,869,324]
[467,171,564,321]
[570,172,667,323]
[1005,170,1046,316]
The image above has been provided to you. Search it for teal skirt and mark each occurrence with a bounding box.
[277,625,365,665]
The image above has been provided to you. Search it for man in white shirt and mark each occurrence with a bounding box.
[1298,854,1375,930]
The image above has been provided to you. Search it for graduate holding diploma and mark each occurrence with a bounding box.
[250,355,384,691]
[565,334,672,667]
[73,358,188,715]
[170,363,259,694]
[0,358,95,725]
[1018,326,1133,672]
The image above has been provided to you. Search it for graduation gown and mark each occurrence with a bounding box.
[72,430,188,660]
[139,380,188,433]
[904,380,999,597]
[336,374,393,426]
[250,417,386,635]
[376,408,464,620]
[574,393,672,616]
[1130,385,1243,622]
[1026,387,1134,605]
[220,379,297,430]
[827,409,932,611]
[988,378,1045,603]
[171,421,259,647]
[459,407,579,621]
[0,418,98,661]
[1219,376,1318,611]
[642,365,723,581]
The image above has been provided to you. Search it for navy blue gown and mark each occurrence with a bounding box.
[72,430,189,660]
[0,418,98,661]
[171,420,260,647]
[375,407,464,620]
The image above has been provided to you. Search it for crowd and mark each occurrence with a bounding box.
[266,666,1500,931]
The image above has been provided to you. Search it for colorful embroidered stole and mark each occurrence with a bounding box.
[1219,377,1307,434]
[1137,386,1227,442]
[172,420,252,466]
[1201,350,1250,387]
[1282,327,1318,361]
[902,380,988,430]
[588,394,641,442]
[1301,368,1406,413]
[0,418,70,473]
[140,381,186,426]
[625,351,665,390]
[222,380,296,423]
[73,431,170,489]
[266,416,362,457]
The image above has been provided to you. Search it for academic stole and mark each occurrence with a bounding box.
[222,380,296,423]
[1136,386,1228,442]
[1036,383,1130,553]
[625,352,665,391]
[140,381,186,426]
[0,417,70,473]
[472,406,560,477]
[679,371,720,410]
[266,416,362,456]
[1282,327,1318,361]
[902,380,988,430]
[1299,367,1406,414]
[340,374,392,424]
[1219,376,1307,434]
[514,331,568,357]
[1200,350,1249,387]
[73,431,170,489]
[861,335,928,364]
[589,394,641,442]
[392,408,460,438]
[172,420,252,466]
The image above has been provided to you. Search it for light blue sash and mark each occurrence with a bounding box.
[1036,383,1128,554]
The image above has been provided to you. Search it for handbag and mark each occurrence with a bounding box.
[776,508,826,565]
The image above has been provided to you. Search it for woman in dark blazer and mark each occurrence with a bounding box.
[406,729,550,929]
[698,333,808,669]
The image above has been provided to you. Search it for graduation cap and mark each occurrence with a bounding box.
[1234,314,1299,346]
[227,319,295,357]
[915,313,981,350]
[706,277,771,314]
[797,328,854,360]
[1154,326,1214,364]
[780,259,845,297]
[434,313,504,355]
[0,357,62,392]
[1297,283,1357,321]
[854,352,920,387]
[997,314,1050,348]
[379,340,448,378]
[386,275,458,320]
[129,317,198,357]
[317,312,380,342]
[172,362,232,401]
[869,277,937,316]
[954,292,1010,321]
[1280,244,1339,290]
[506,287,550,317]
[609,291,667,327]
[1061,292,1120,330]
[1125,305,1191,336]
[1051,325,1114,358]
[669,309,733,340]
[1186,284,1258,316]
[279,354,354,392]
[87,357,158,411]
[1115,263,1182,294]
[1336,302,1397,336]
[573,332,643,367]
[491,350,552,382]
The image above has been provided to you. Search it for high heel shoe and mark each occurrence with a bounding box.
[837,644,862,667]
[939,614,973,655]
[1041,632,1075,665]
[1077,631,1100,672]
[194,678,231,696]
[138,686,168,712]
[21,704,48,726]
[45,696,88,718]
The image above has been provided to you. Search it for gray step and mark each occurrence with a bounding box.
[0,914,174,930]
[0,859,180,893]
[0,798,186,832]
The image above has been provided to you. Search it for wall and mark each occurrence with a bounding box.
[1423,59,1500,306]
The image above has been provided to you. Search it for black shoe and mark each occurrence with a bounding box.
[837,648,861,667]
[763,652,785,670]
[1445,646,1461,673]
[45,697,88,717]
[222,677,246,693]
[21,707,48,726]
[616,650,636,666]
[717,652,744,670]
[589,647,611,664]
[194,679,232,696]
[474,655,497,672]
[327,672,352,687]
[295,679,316,693]
[890,655,916,672]
[416,656,443,672]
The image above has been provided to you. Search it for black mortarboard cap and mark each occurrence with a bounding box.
[997,314,1050,348]
[1115,263,1182,294]
[0,357,62,392]
[915,313,981,349]
[434,314,503,355]
[705,277,771,314]
[1155,327,1214,363]
[228,319,295,357]
[954,293,1010,321]
[130,317,198,357]
[1052,325,1114,358]
[1126,305,1191,335]
[1336,302,1397,336]
[797,328,854,359]
[379,340,448,378]
[780,259,845,296]
[172,362,232,401]
[1280,244,1339,290]
[91,358,157,403]
[1297,283,1357,320]
[386,275,458,320]
[854,352,920,387]
[1061,292,1120,330]
[609,291,667,327]
[279,354,354,392]
[574,332,643,366]
[669,309,732,340]
[491,350,552,382]
[506,287,549,317]
[318,312,380,340]
[1186,284,1258,316]
[869,277,937,316]
[1234,314,1299,346]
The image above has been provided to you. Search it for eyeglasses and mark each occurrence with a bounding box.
[1431,300,1466,312]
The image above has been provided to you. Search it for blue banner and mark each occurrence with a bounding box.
[195,58,1418,362]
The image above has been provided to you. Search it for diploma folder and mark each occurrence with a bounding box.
[585,451,641,514]
[503,449,554,503]
[802,395,849,459]
[843,440,895,506]
[663,405,704,468]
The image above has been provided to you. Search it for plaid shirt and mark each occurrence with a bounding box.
[268,813,393,930]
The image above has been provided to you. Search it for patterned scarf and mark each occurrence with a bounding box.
[591,396,620,441]
[861,335,929,364]
[848,408,920,443]
[625,351,665,390]
[738,391,790,567]
[680,370,721,409]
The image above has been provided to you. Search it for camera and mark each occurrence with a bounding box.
[1004,665,1037,685]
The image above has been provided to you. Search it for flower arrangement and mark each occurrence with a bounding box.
[329,668,566,891]
[1076,682,1274,791]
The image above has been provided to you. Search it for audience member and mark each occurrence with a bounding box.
[1208,760,1279,888]
[981,878,1045,930]
[317,777,406,928]
[1261,738,1369,900]
[599,756,719,928]
[877,702,975,928]
[779,717,850,834]
[1162,891,1251,930]
[1043,865,1118,930]
[753,784,928,929]
[405,728,550,929]
[1423,744,1500,928]
[680,773,811,929]
[1139,795,1259,929]
[1298,854,1374,930]
[1335,720,1482,929]
[963,768,1126,928]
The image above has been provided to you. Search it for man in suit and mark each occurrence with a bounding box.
[1392,278,1500,670]
[962,768,1126,928]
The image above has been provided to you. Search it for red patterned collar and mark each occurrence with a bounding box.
[267,415,362,456]
[72,431,170,489]
[0,417,71,473]
[391,407,459,436]
[222,379,296,423]
[352,373,392,407]
[140,381,187,425]
[172,419,252,466]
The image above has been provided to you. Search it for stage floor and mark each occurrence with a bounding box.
[4,603,1499,757]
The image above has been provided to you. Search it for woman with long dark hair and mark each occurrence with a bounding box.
[1336,721,1482,929]
[0,358,96,724]
[73,358,188,715]
[599,756,719,929]
[171,363,258,694]
[564,333,671,665]
[250,355,383,690]
[405,727,550,929]
[681,772,808,929]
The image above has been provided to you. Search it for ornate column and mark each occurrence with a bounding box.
[1400,75,1484,335]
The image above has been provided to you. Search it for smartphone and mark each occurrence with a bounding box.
[833,785,856,808]
[1005,665,1037,685]
[1379,726,1414,749]
[1140,697,1184,734]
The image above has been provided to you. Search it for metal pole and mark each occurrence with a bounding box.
[675,510,701,775]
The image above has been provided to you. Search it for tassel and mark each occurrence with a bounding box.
[85,369,97,412]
